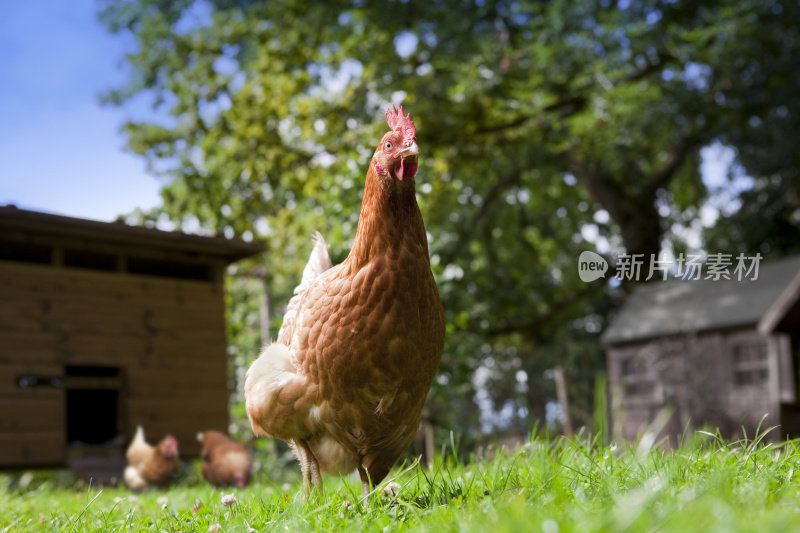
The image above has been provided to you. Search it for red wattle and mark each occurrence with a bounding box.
[394,158,405,181]
[405,161,418,179]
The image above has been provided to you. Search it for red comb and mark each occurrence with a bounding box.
[385,104,416,142]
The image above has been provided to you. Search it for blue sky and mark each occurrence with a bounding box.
[0,0,161,222]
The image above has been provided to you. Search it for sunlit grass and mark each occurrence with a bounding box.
[3,426,800,532]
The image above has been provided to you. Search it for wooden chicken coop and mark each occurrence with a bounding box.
[0,206,263,476]
[603,255,800,445]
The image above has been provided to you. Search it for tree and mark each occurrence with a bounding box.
[100,0,800,440]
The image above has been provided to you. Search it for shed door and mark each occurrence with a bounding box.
[0,361,65,467]
[65,365,123,450]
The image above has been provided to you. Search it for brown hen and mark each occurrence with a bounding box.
[198,430,253,488]
[123,425,179,491]
[245,105,445,499]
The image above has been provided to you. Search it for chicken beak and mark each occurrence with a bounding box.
[401,141,419,158]
[392,141,419,181]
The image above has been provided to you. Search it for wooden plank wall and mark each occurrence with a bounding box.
[0,260,231,466]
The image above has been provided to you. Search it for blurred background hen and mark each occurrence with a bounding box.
[123,426,179,491]
[197,430,253,488]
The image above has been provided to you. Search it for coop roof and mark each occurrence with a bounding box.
[0,205,264,262]
[602,255,800,346]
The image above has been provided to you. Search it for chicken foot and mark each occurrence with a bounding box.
[358,462,390,500]
[294,440,323,500]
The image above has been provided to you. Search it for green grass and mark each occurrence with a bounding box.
[4,428,800,532]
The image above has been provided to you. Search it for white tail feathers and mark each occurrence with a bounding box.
[247,343,295,381]
[132,425,145,445]
[297,231,332,293]
[244,343,304,438]
[125,424,154,489]
[126,424,154,466]
[124,465,147,491]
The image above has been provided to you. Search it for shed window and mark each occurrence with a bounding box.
[732,341,768,387]
[621,358,637,376]
[624,380,655,398]
[64,249,117,271]
[0,240,52,264]
[620,354,657,402]
[620,356,653,377]
[127,256,211,281]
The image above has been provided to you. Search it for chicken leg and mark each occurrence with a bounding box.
[295,440,322,499]
[358,460,393,500]
[357,464,372,499]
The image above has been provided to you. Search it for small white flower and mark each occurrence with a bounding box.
[221,493,237,506]
[208,524,222,532]
[157,496,168,509]
[381,482,401,500]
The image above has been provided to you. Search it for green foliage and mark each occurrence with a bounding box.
[99,0,800,439]
[6,431,800,531]
[705,175,800,258]
[701,0,800,257]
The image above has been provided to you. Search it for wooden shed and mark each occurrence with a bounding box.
[0,206,263,476]
[602,255,800,444]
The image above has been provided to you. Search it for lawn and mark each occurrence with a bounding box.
[3,428,800,532]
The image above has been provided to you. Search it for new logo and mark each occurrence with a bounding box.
[578,251,608,282]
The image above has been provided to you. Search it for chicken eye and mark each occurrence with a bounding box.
[384,141,392,150]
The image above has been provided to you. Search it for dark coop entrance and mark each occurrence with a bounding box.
[65,365,124,448]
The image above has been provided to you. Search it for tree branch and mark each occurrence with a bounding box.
[647,130,706,195]
[474,51,673,136]
[473,94,588,135]
[620,52,675,85]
